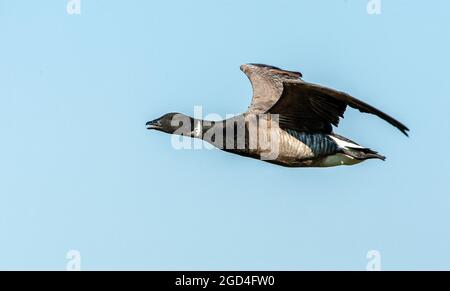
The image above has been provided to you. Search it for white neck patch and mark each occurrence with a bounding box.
[193,120,202,137]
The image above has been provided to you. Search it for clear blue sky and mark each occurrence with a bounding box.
[0,0,449,270]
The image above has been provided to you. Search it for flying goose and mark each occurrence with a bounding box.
[146,64,408,167]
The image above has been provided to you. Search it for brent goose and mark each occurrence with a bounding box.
[146,64,408,167]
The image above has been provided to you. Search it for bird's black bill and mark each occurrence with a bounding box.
[146,120,161,130]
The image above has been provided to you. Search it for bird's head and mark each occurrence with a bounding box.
[146,113,193,135]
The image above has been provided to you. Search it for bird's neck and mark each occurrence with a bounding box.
[190,118,224,139]
[190,117,250,152]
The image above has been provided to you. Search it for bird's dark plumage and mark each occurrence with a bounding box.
[241,64,409,136]
[147,64,409,167]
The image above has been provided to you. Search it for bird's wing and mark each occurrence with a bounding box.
[241,64,302,114]
[241,64,409,135]
[269,81,409,135]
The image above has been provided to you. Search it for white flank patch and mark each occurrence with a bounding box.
[320,153,362,167]
[328,135,364,149]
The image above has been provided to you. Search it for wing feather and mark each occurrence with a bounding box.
[241,64,409,136]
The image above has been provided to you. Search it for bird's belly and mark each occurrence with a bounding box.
[316,153,362,167]
[274,131,341,166]
[263,135,316,166]
[260,131,362,167]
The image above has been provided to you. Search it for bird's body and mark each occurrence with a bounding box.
[204,115,381,167]
[147,64,408,168]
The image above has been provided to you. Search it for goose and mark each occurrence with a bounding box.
[146,64,409,167]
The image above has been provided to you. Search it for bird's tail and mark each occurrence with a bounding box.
[329,133,386,161]
[341,147,386,161]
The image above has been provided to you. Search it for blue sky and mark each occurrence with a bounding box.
[0,0,449,270]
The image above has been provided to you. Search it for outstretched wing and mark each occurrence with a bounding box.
[241,64,409,136]
[241,63,302,114]
[270,81,409,136]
